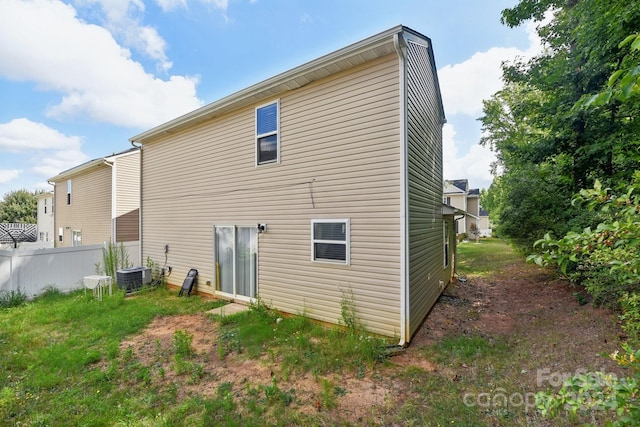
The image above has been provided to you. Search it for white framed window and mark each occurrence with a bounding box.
[256,100,279,165]
[311,219,350,265]
[58,227,63,243]
[72,230,82,247]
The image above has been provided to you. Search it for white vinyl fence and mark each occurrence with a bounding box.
[0,241,139,297]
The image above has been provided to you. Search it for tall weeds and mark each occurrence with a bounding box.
[97,242,131,283]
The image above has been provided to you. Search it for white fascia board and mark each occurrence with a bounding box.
[130,26,408,144]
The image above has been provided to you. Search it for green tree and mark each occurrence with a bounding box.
[480,0,640,249]
[0,190,38,224]
[529,29,640,425]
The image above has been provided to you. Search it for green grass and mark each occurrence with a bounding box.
[0,287,394,426]
[0,287,224,426]
[457,237,523,277]
[215,299,391,378]
[0,239,600,425]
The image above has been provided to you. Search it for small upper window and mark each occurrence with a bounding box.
[256,101,279,165]
[312,219,350,265]
[443,222,450,267]
[66,179,72,205]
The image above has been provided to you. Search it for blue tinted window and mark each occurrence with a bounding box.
[257,103,277,135]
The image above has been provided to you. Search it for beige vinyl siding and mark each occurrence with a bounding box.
[114,151,140,217]
[115,209,139,242]
[113,151,140,242]
[405,40,446,340]
[141,54,402,336]
[467,197,479,217]
[53,165,112,247]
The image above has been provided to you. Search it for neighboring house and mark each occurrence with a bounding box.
[444,179,488,237]
[478,207,492,237]
[130,25,451,344]
[48,148,140,247]
[36,191,54,247]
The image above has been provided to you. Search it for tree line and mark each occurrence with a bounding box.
[481,0,640,250]
[0,190,39,224]
[482,1,640,422]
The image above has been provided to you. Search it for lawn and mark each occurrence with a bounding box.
[0,239,624,426]
[456,237,523,277]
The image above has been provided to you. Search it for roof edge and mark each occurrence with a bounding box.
[130,25,420,144]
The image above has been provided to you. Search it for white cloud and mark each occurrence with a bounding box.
[438,47,523,117]
[442,123,495,190]
[155,0,228,12]
[438,13,548,190]
[0,0,202,129]
[0,118,83,152]
[438,15,545,118]
[202,0,229,10]
[0,169,22,185]
[78,0,173,72]
[155,0,187,12]
[0,118,89,179]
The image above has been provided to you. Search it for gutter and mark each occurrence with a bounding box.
[101,160,115,242]
[394,31,409,347]
[130,140,143,267]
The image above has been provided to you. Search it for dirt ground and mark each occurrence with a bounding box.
[120,261,624,423]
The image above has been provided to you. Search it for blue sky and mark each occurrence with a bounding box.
[0,0,541,198]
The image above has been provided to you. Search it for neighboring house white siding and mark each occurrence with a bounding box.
[36,192,54,248]
[444,179,487,237]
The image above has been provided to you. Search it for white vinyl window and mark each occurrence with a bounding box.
[256,100,279,165]
[72,230,82,247]
[311,219,350,265]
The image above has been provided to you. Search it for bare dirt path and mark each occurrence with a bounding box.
[119,260,624,424]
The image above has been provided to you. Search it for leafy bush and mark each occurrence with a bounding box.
[528,175,640,334]
[536,345,640,426]
[530,175,640,425]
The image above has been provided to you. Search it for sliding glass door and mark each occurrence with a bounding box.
[214,226,257,300]
[236,227,257,299]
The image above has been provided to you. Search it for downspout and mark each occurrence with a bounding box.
[130,140,143,267]
[394,31,409,347]
[102,160,115,242]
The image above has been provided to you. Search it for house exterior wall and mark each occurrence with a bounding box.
[405,38,447,338]
[53,165,112,247]
[447,193,467,233]
[466,196,479,217]
[113,150,140,242]
[141,54,403,337]
[36,192,54,246]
